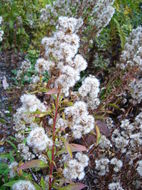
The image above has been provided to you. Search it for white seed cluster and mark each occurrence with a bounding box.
[99,135,112,149]
[40,0,115,36]
[78,75,100,109]
[129,78,142,104]
[136,160,142,177]
[112,113,142,154]
[16,60,31,80]
[20,94,46,112]
[0,16,4,41]
[27,127,53,153]
[13,17,100,182]
[35,58,55,75]
[110,115,142,176]
[93,0,115,36]
[12,180,35,190]
[95,158,110,176]
[111,128,129,153]
[92,110,142,187]
[95,157,123,176]
[119,26,142,70]
[55,118,68,130]
[18,143,35,160]
[118,26,142,107]
[13,94,46,133]
[108,182,124,190]
[63,152,89,180]
[13,94,52,160]
[64,101,94,139]
[39,1,115,62]
[106,117,115,130]
[110,158,123,172]
[33,16,89,96]
[13,107,35,132]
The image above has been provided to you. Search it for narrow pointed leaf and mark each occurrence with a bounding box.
[96,125,101,145]
[46,88,59,95]
[17,160,48,171]
[64,140,73,158]
[40,177,46,190]
[70,144,87,152]
[59,183,86,190]
[3,180,18,187]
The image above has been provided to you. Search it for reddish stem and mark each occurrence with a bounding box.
[49,92,60,190]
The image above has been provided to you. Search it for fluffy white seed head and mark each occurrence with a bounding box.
[119,26,142,70]
[35,58,54,74]
[95,158,110,176]
[12,180,35,190]
[65,101,94,138]
[63,153,89,180]
[57,16,83,33]
[20,94,46,112]
[108,182,124,190]
[78,75,100,109]
[27,127,53,152]
[137,160,142,176]
[110,158,123,172]
[129,78,142,104]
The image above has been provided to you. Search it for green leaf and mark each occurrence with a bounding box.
[0,118,6,124]
[47,150,52,161]
[40,177,46,190]
[6,140,17,151]
[34,183,42,190]
[96,125,101,145]
[64,140,73,158]
[0,162,9,175]
[3,180,18,187]
[0,153,10,159]
[9,20,14,29]
[0,151,14,162]
[113,18,126,49]
[108,103,120,110]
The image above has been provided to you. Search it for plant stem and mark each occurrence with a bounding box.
[49,91,60,190]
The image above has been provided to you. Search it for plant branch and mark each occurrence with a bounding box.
[49,90,60,190]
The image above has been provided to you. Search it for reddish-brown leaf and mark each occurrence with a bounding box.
[46,88,59,95]
[96,120,111,137]
[70,143,87,152]
[59,183,86,190]
[17,159,48,172]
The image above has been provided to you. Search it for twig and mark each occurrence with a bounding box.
[48,91,60,190]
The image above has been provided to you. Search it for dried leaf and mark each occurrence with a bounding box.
[85,134,96,146]
[17,159,48,172]
[59,183,86,190]
[70,144,87,152]
[96,120,111,137]
[46,88,59,95]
